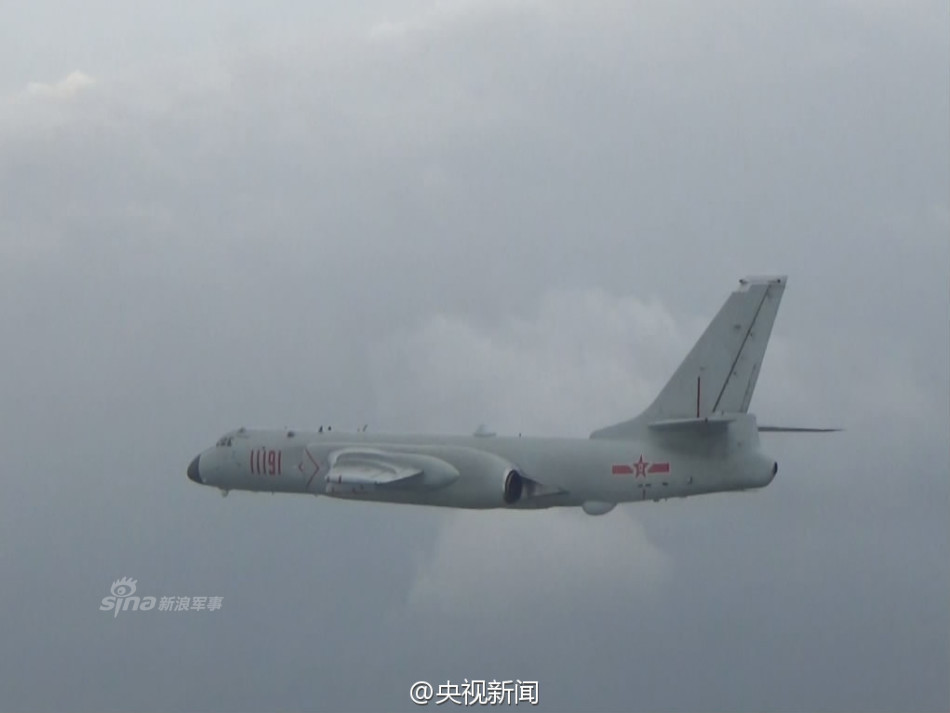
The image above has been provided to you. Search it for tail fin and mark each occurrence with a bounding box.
[591,276,786,440]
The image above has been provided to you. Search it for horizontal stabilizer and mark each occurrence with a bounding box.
[648,415,737,432]
[758,426,842,433]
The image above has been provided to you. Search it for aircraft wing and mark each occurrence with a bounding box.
[326,455,423,487]
[323,448,459,491]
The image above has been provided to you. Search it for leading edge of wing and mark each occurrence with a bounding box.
[325,448,460,489]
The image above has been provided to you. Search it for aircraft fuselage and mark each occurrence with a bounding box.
[187,277,804,514]
[188,422,777,511]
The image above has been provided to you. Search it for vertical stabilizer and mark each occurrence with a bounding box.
[591,276,786,439]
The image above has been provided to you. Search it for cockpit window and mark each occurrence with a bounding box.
[215,428,248,447]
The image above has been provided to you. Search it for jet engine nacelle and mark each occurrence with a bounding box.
[501,467,565,507]
[439,448,558,508]
[504,469,524,504]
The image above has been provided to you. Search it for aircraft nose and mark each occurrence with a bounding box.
[187,455,203,484]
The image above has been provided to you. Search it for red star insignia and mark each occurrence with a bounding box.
[633,455,649,478]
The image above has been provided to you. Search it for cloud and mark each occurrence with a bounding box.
[25,70,96,99]
[367,0,546,41]
[371,287,703,436]
[408,507,671,619]
[0,0,947,710]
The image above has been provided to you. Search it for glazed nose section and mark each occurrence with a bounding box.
[187,455,203,484]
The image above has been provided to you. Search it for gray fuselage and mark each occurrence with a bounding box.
[189,420,777,510]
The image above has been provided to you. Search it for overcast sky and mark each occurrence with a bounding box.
[1,1,948,711]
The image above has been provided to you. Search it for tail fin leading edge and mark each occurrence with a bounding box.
[591,276,786,440]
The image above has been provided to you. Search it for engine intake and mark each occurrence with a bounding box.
[503,469,524,504]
